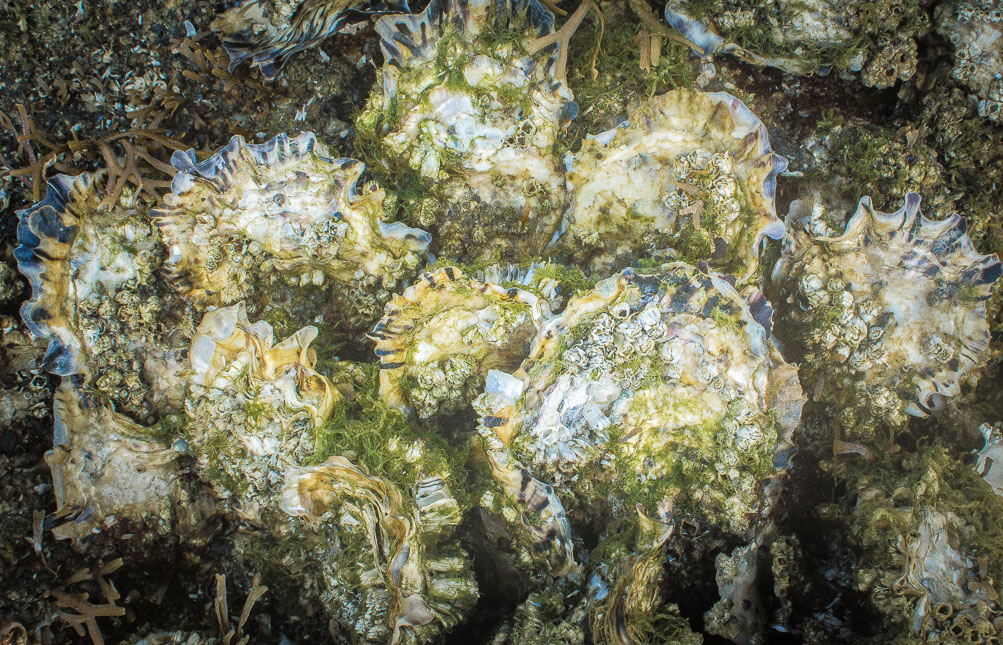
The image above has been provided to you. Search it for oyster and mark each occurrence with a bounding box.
[355,0,576,262]
[473,263,803,618]
[278,454,479,644]
[554,89,787,281]
[368,266,543,423]
[477,262,802,536]
[45,382,186,544]
[662,0,926,89]
[15,174,179,422]
[182,302,339,523]
[154,132,431,334]
[829,446,1003,642]
[771,193,1002,440]
[976,422,1003,496]
[935,0,1003,123]
[212,0,407,79]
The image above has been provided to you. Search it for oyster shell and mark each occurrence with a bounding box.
[976,422,1003,496]
[662,0,925,88]
[831,447,1003,642]
[15,174,179,421]
[154,132,431,334]
[356,0,575,262]
[211,0,406,79]
[554,89,787,281]
[772,193,1002,439]
[182,302,339,523]
[474,263,803,606]
[46,383,185,544]
[277,452,478,643]
[368,266,542,422]
[478,263,802,535]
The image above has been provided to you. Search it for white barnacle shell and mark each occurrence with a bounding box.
[775,192,1002,428]
[476,262,804,555]
[45,382,185,545]
[554,89,787,282]
[362,0,576,260]
[153,132,431,330]
[278,454,478,643]
[367,266,543,422]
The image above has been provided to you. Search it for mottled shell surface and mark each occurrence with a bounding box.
[663,0,858,74]
[155,132,431,332]
[555,89,787,281]
[15,173,178,421]
[183,302,338,523]
[212,0,385,78]
[46,383,182,544]
[359,0,575,261]
[773,193,1002,437]
[476,262,803,544]
[368,266,542,421]
[279,453,478,643]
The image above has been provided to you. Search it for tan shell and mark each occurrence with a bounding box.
[154,132,431,330]
[47,383,183,544]
[368,266,542,420]
[280,455,478,643]
[555,89,787,281]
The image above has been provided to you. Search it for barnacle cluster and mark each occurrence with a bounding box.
[8,0,1003,642]
[936,0,1003,123]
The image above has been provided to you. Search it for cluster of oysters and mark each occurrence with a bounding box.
[13,0,1003,642]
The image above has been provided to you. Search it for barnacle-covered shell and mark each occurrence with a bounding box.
[278,454,478,643]
[182,302,339,523]
[555,89,786,281]
[212,0,400,79]
[772,193,1002,438]
[46,383,184,544]
[476,262,803,553]
[368,266,542,421]
[154,132,431,333]
[15,174,177,421]
[357,0,575,261]
[935,0,1003,123]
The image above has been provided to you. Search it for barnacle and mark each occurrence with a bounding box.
[772,193,1002,440]
[369,266,543,423]
[355,0,576,262]
[936,0,1003,124]
[154,132,431,334]
[554,88,787,281]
